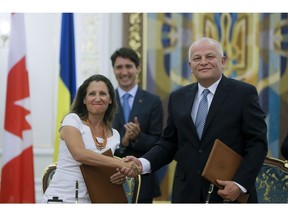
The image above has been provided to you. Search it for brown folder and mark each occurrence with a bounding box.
[201,139,249,203]
[80,149,128,203]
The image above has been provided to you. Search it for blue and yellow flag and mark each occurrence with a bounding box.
[54,13,76,162]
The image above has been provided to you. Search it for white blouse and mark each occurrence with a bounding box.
[42,113,120,203]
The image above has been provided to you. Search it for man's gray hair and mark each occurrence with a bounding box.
[188,37,224,61]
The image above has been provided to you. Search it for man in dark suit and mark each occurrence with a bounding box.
[122,37,268,203]
[110,47,163,203]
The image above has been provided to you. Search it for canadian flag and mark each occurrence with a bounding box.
[0,13,35,203]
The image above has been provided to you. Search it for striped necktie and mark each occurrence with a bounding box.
[195,89,210,139]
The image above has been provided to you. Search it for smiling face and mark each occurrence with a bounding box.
[188,38,227,88]
[113,57,139,91]
[83,80,112,116]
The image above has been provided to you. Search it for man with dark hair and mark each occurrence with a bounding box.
[110,47,163,203]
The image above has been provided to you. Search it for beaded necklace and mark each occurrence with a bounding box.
[86,119,107,150]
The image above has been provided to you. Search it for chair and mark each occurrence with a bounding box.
[42,162,57,193]
[41,162,141,203]
[255,156,288,203]
[123,175,141,203]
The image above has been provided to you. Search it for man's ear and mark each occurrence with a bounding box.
[222,56,227,65]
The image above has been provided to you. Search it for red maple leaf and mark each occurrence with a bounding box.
[4,57,31,139]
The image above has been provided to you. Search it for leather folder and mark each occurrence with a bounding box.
[201,139,249,203]
[80,149,128,203]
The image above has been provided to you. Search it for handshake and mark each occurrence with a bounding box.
[120,156,143,178]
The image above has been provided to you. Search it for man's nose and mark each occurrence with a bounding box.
[120,67,129,74]
[200,57,208,64]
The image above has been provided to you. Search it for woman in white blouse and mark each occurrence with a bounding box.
[42,74,137,203]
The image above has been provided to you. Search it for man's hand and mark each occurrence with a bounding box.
[120,156,143,177]
[124,117,141,141]
[216,179,242,202]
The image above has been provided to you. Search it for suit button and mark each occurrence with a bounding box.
[199,148,203,153]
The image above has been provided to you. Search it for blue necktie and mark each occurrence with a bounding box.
[122,93,131,123]
[195,89,210,139]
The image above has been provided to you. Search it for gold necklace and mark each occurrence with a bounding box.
[86,119,107,150]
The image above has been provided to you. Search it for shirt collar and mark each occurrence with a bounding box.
[197,76,222,96]
[118,84,138,98]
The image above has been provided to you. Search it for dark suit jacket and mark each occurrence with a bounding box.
[143,75,268,203]
[113,87,163,200]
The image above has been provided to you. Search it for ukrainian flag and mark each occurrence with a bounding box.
[54,13,76,161]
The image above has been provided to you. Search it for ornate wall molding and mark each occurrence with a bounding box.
[127,13,146,89]
[76,14,102,83]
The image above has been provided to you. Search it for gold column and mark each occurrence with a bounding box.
[126,13,146,89]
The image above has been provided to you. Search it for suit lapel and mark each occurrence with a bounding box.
[185,84,199,139]
[203,76,232,137]
[115,90,126,125]
[130,88,145,120]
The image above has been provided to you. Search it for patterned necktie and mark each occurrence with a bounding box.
[195,89,210,139]
[122,93,131,123]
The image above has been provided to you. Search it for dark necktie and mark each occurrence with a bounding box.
[122,93,131,123]
[195,89,210,139]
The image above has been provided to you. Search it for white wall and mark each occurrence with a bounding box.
[0,13,123,203]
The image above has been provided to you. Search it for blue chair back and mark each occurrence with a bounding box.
[256,157,288,203]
